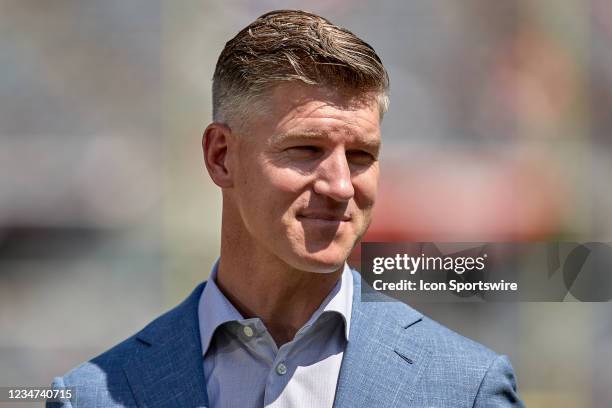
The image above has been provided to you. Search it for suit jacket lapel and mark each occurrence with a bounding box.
[333,272,431,408]
[123,282,209,408]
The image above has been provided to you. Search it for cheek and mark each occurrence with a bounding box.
[262,164,311,195]
[353,169,379,209]
[238,165,308,226]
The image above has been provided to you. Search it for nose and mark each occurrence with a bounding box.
[313,149,355,202]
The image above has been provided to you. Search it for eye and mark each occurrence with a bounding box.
[346,150,376,166]
[285,146,322,159]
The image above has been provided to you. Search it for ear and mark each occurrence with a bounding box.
[202,122,234,188]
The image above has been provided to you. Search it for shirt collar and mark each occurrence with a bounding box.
[300,262,353,340]
[198,260,245,355]
[198,260,353,356]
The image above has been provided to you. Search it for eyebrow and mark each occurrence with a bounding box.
[269,130,326,144]
[270,129,381,151]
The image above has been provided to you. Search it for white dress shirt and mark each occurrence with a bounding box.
[198,262,353,408]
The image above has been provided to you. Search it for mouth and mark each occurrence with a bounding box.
[297,212,352,223]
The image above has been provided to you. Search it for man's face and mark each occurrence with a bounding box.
[226,84,381,273]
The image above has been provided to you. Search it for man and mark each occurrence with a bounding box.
[49,10,524,408]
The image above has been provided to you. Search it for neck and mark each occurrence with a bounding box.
[216,219,343,346]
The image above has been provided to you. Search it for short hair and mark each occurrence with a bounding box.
[212,9,389,126]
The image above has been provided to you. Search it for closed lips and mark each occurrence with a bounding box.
[298,213,351,221]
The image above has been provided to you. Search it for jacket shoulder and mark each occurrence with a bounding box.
[415,315,522,406]
[354,268,498,364]
[53,334,142,407]
[419,314,498,360]
[53,282,207,407]
[55,321,176,407]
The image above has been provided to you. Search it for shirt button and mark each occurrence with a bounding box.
[243,326,254,337]
[276,362,287,376]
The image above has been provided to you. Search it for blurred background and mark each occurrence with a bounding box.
[1,0,611,407]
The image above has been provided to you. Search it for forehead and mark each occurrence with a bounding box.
[255,84,381,144]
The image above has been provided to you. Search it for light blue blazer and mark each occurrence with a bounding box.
[48,270,524,407]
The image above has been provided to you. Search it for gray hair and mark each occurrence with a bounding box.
[212,9,390,126]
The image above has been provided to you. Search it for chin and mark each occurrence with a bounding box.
[287,248,349,274]
[280,225,359,273]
